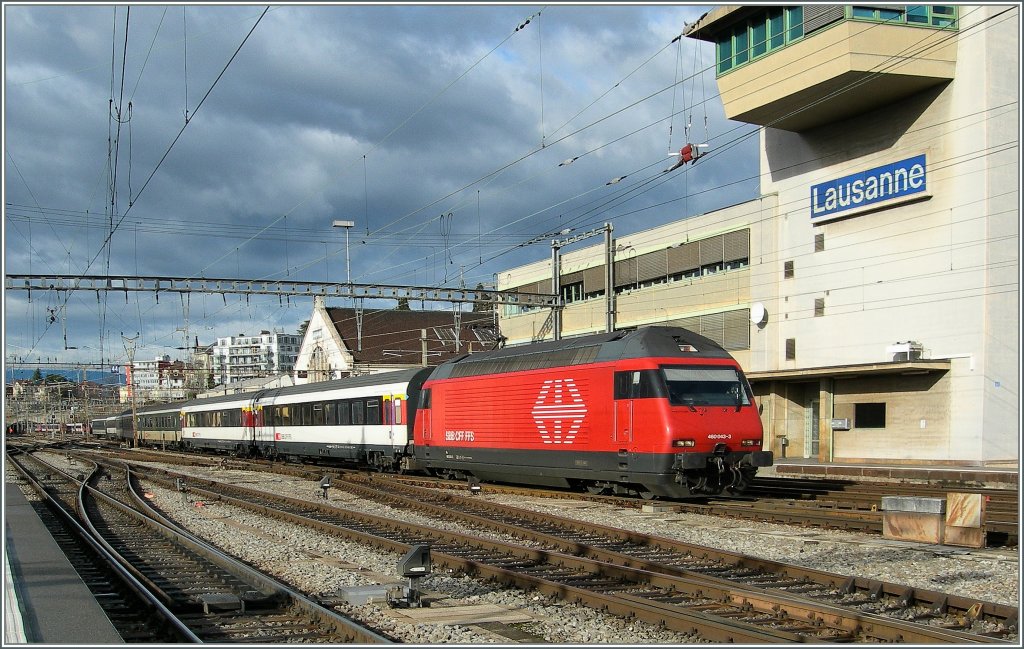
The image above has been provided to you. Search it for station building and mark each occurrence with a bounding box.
[496,5,1018,466]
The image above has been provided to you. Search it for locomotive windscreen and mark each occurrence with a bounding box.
[662,366,751,407]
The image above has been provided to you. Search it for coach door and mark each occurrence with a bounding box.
[252,393,274,455]
[383,395,402,445]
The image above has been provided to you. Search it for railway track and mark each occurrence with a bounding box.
[80,443,1019,546]
[8,449,393,643]
[6,450,195,643]
[743,476,1018,542]
[391,471,1019,546]
[113,457,1016,643]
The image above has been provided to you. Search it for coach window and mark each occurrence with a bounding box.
[279,405,291,426]
[338,401,350,425]
[394,398,403,424]
[353,401,365,425]
[313,403,325,426]
[300,404,311,426]
[366,399,380,425]
[325,402,336,425]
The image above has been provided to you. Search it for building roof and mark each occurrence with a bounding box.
[747,360,951,382]
[682,6,753,42]
[325,307,499,366]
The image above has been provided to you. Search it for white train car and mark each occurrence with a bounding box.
[90,415,120,439]
[180,392,255,454]
[254,368,431,469]
[135,402,184,447]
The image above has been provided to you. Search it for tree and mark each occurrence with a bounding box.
[396,297,412,311]
[472,283,492,313]
[297,319,310,339]
[31,368,42,383]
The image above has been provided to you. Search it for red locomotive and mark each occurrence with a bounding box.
[410,326,771,497]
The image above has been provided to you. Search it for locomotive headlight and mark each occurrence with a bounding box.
[740,439,760,447]
[673,439,696,447]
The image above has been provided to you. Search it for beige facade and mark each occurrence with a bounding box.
[497,5,1018,466]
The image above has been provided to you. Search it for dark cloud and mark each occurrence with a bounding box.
[4,4,759,367]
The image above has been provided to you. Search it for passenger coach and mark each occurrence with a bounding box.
[253,369,431,469]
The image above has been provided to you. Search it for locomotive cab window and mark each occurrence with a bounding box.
[614,370,668,399]
[662,366,751,407]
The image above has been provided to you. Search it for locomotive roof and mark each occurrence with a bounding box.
[429,326,731,380]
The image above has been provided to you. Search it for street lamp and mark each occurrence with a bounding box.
[332,220,355,285]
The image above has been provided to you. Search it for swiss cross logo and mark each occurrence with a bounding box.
[532,378,587,445]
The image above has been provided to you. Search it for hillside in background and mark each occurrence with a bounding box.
[5,369,125,385]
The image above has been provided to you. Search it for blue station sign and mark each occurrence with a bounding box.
[811,154,927,221]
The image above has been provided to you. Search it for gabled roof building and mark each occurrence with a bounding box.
[294,297,500,383]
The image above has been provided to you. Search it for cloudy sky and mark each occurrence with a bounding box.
[4,3,760,371]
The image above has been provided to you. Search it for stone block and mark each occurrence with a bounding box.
[881,496,945,514]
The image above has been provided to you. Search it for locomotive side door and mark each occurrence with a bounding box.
[418,388,432,443]
[613,371,634,444]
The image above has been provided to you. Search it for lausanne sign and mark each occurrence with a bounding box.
[811,154,927,222]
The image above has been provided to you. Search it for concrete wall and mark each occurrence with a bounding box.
[498,196,776,347]
[830,372,952,462]
[755,6,1018,463]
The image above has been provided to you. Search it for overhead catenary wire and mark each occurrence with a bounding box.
[9,6,1015,358]
[14,6,270,363]
[191,8,545,279]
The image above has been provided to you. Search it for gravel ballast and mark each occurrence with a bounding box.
[13,454,1019,643]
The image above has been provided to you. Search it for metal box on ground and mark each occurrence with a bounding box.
[944,492,986,548]
[881,496,945,544]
